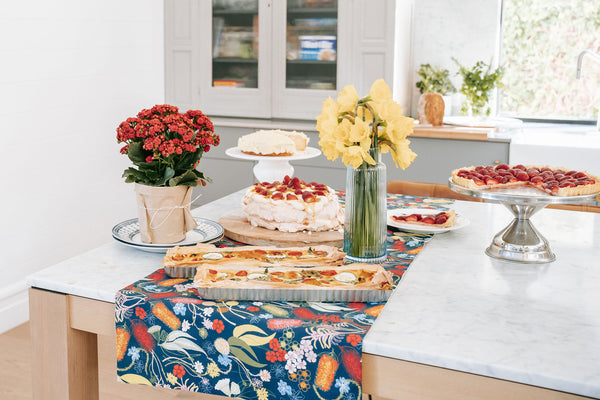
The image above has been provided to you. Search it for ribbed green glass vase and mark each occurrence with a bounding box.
[343,147,387,263]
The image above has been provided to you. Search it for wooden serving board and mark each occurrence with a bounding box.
[413,124,496,141]
[218,209,343,247]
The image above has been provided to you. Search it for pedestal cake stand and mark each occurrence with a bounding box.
[226,147,321,182]
[449,178,599,263]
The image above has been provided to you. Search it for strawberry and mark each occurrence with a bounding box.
[473,178,485,186]
[405,214,419,222]
[559,182,575,188]
[514,164,526,171]
[290,177,300,186]
[283,175,291,185]
[302,192,316,203]
[295,189,303,195]
[286,193,298,200]
[485,177,499,185]
[574,172,587,179]
[566,170,578,176]
[516,171,530,181]
[271,192,283,200]
[421,217,435,224]
[435,215,448,224]
[527,168,540,177]
[495,164,510,171]
[530,176,543,183]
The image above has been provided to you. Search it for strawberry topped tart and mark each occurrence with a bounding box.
[242,175,344,233]
[452,164,600,196]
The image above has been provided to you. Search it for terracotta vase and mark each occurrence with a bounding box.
[134,183,198,244]
[417,92,445,126]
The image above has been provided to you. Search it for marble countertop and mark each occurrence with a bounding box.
[364,200,600,398]
[26,190,600,398]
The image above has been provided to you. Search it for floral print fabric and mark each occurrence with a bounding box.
[115,194,453,399]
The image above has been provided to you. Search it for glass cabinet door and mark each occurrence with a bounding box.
[285,0,338,90]
[212,0,259,88]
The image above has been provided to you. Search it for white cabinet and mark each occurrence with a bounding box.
[165,0,397,120]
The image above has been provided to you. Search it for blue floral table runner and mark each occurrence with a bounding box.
[115,194,453,399]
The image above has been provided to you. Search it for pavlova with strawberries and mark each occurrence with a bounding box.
[242,175,344,233]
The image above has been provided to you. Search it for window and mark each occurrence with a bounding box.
[500,0,600,121]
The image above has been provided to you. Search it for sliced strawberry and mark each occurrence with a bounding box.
[574,172,587,179]
[566,170,578,176]
[392,215,406,221]
[516,171,530,181]
[283,175,291,185]
[559,182,575,188]
[405,214,419,222]
[286,193,298,200]
[290,177,300,186]
[485,177,499,185]
[473,178,485,186]
[495,164,510,171]
[435,215,448,224]
[514,164,526,171]
[314,190,326,196]
[421,217,435,224]
[540,167,553,173]
[530,175,543,183]
[527,168,540,177]
[302,192,316,203]
[294,189,303,195]
[271,192,283,200]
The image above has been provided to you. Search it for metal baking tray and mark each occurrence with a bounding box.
[195,286,391,302]
[165,265,198,279]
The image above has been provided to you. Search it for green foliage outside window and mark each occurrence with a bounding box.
[415,64,456,96]
[501,0,600,119]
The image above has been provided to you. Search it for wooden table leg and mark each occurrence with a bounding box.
[29,288,99,400]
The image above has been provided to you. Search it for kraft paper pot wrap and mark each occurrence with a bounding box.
[134,183,198,244]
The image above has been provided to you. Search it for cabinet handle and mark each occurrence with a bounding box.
[493,160,501,165]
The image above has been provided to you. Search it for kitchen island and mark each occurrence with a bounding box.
[26,189,600,399]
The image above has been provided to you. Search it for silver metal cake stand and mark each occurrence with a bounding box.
[448,178,599,263]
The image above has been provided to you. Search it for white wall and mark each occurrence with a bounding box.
[0,0,164,333]
[409,0,502,116]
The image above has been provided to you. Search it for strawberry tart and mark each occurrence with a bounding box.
[391,210,455,228]
[452,164,600,196]
[242,175,344,233]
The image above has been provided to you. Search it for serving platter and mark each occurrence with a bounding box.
[112,217,224,253]
[387,208,469,234]
[218,209,343,247]
[225,146,321,182]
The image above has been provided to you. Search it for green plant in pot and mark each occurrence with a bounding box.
[453,58,504,117]
[116,104,220,244]
[415,64,456,96]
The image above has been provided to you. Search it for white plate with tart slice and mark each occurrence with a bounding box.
[387,208,470,234]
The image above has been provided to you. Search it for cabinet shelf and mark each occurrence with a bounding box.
[213,9,258,16]
[213,57,258,64]
[287,7,337,16]
[286,59,336,66]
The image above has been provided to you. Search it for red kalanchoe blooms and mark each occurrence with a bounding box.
[116,104,219,187]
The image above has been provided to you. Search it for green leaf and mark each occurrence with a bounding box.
[233,324,276,347]
[227,336,266,368]
[127,142,147,163]
[168,169,198,187]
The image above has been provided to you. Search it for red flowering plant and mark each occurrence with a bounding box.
[117,104,220,186]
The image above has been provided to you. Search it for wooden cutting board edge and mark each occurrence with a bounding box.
[218,211,344,248]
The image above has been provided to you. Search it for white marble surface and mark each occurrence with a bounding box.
[363,200,600,398]
[26,189,247,303]
[26,190,600,397]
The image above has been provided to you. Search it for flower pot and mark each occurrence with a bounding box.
[343,148,387,263]
[134,183,198,244]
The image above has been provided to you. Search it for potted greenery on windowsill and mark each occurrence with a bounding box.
[415,64,456,125]
[453,58,504,117]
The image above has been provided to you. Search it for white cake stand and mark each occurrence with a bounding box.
[449,178,599,263]
[225,147,321,182]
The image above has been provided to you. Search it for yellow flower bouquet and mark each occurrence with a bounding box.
[316,79,416,261]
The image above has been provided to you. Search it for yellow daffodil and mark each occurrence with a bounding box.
[316,79,416,170]
[341,145,375,169]
[337,85,359,113]
[316,97,338,138]
[369,79,393,105]
[349,118,371,143]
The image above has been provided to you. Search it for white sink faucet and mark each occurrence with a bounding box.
[576,50,600,131]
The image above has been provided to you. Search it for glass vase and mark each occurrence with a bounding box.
[343,147,387,263]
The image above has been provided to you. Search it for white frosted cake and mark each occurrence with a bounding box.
[237,130,308,156]
[242,176,344,233]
